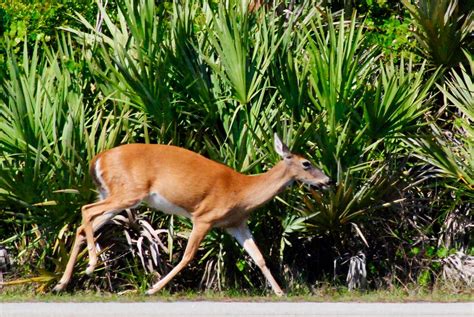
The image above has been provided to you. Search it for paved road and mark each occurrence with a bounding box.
[1,302,473,317]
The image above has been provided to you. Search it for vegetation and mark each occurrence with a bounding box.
[1,284,472,302]
[0,0,472,297]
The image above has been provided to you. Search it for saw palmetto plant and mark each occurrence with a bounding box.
[402,0,474,68]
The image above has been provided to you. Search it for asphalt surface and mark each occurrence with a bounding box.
[1,302,473,317]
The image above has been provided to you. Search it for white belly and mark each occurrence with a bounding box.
[146,192,191,218]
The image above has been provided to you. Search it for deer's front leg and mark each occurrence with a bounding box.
[226,224,284,296]
[146,221,211,295]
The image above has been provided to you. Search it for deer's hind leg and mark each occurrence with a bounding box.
[53,197,143,292]
[53,200,133,292]
[53,223,87,292]
[82,197,143,275]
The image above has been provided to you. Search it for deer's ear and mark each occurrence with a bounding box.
[274,133,290,158]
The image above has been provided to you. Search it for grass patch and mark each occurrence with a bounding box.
[1,285,472,303]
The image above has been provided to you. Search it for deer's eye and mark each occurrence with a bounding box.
[302,161,312,170]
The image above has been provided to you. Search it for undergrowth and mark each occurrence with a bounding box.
[1,284,472,303]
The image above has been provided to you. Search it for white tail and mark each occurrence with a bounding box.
[53,134,331,295]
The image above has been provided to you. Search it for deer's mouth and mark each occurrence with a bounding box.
[309,179,334,191]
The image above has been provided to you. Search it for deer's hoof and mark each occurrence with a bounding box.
[85,265,95,275]
[275,290,285,297]
[52,283,65,292]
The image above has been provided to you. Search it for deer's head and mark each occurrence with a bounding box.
[274,134,332,190]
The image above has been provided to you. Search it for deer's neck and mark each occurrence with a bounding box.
[240,161,293,211]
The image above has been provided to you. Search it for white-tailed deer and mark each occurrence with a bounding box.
[53,134,331,296]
